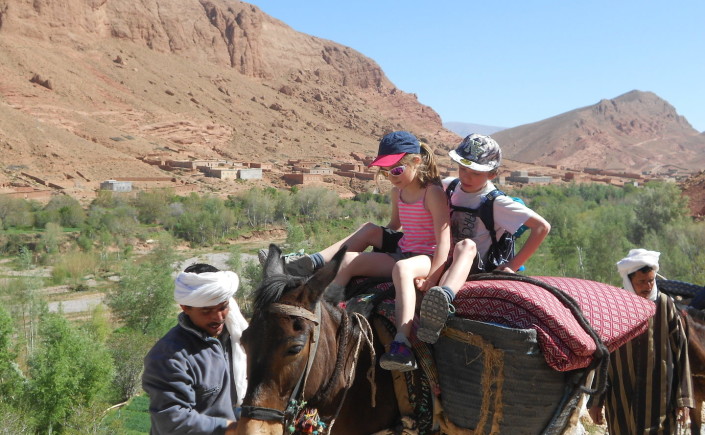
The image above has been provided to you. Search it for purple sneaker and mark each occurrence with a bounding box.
[380,340,417,372]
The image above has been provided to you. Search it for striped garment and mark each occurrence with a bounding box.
[591,292,694,434]
[397,188,436,256]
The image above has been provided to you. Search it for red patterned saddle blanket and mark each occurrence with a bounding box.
[453,276,656,371]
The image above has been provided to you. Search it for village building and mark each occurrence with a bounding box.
[283,173,324,185]
[293,166,334,175]
[204,167,263,180]
[100,180,132,192]
[337,163,365,172]
[248,162,273,171]
[238,168,263,180]
[206,168,239,180]
[505,170,553,184]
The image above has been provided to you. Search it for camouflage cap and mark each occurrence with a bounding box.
[448,133,502,172]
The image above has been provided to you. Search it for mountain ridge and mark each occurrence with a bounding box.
[492,90,704,173]
[0,0,703,199]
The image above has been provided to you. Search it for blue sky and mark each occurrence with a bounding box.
[245,1,705,132]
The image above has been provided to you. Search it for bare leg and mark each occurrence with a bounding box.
[438,238,477,295]
[392,255,432,338]
[317,222,384,262]
[331,251,397,287]
[417,239,475,344]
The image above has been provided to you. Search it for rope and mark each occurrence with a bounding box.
[443,328,506,435]
[327,311,377,433]
[313,307,349,403]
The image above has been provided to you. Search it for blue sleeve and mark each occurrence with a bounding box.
[142,350,229,435]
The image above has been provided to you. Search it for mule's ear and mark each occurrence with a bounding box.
[263,244,285,277]
[305,245,347,303]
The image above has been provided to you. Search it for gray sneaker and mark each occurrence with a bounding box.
[257,249,315,276]
[418,286,454,344]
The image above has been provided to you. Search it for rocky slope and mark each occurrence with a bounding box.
[0,0,703,200]
[493,90,705,173]
[0,0,458,193]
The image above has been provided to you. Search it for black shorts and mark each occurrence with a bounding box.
[373,226,404,253]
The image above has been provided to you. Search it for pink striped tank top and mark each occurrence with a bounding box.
[397,188,436,255]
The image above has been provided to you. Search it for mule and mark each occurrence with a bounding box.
[236,244,400,434]
[657,279,705,433]
[681,306,705,433]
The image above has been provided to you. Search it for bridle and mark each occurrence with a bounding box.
[240,302,322,426]
[239,301,376,433]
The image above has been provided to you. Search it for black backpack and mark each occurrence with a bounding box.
[445,178,522,272]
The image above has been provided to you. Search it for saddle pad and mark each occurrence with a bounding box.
[453,276,656,371]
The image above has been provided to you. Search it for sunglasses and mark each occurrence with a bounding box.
[379,165,406,177]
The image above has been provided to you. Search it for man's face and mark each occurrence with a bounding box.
[629,269,656,299]
[181,300,230,337]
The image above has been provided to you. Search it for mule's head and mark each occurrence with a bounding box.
[237,244,345,434]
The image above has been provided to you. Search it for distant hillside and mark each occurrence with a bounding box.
[492,91,705,174]
[443,122,505,138]
[0,0,459,196]
[1,1,703,201]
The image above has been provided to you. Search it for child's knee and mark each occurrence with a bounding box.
[358,221,381,240]
[455,238,477,254]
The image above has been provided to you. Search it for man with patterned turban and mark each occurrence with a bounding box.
[588,249,693,434]
[143,263,248,434]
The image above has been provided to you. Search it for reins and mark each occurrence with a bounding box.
[240,301,377,434]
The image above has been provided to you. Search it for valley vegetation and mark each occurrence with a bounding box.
[0,181,704,433]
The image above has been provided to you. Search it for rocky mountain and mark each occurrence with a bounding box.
[1,0,703,200]
[443,122,505,137]
[0,0,459,194]
[492,91,705,173]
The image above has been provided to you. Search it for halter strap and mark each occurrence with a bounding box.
[242,302,322,426]
[269,303,319,324]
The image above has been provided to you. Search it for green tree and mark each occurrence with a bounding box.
[0,196,33,229]
[36,195,86,229]
[106,237,178,335]
[0,306,26,404]
[40,222,63,255]
[629,182,688,244]
[26,312,114,434]
[168,195,236,245]
[108,330,154,402]
[132,188,174,225]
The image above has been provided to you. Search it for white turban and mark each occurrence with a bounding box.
[616,248,660,301]
[174,271,248,406]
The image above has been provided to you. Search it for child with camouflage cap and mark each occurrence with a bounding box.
[416,133,551,344]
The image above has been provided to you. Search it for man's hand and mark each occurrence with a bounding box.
[588,406,604,425]
[224,420,238,434]
[677,406,691,427]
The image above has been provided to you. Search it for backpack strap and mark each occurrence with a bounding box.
[445,178,480,214]
[478,189,506,243]
[445,178,460,201]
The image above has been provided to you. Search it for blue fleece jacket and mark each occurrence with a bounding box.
[143,312,237,434]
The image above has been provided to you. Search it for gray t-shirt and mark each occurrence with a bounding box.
[442,177,535,259]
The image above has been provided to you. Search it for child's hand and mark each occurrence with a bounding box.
[414,277,426,290]
[495,265,515,273]
[415,276,439,292]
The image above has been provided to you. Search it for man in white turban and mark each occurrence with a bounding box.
[143,263,248,435]
[589,249,693,434]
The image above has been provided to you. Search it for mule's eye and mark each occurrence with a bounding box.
[287,345,304,355]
